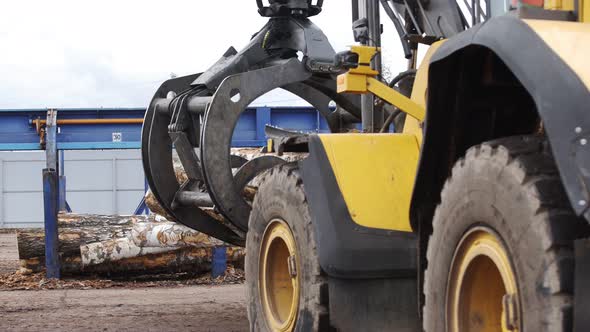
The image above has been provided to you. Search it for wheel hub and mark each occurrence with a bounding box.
[259,219,300,332]
[446,227,520,332]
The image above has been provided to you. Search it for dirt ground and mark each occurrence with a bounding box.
[0,232,19,274]
[0,233,249,332]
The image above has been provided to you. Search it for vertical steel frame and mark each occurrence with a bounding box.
[111,157,118,214]
[43,109,61,279]
[0,159,4,228]
[58,150,68,212]
[256,107,272,142]
[133,178,151,215]
[211,246,228,278]
[356,0,384,132]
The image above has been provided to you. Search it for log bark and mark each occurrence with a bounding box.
[21,246,246,275]
[131,222,224,248]
[145,150,305,219]
[144,189,174,220]
[17,214,159,259]
[81,238,173,266]
[16,213,245,275]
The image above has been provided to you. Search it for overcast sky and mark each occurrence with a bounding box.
[0,1,409,109]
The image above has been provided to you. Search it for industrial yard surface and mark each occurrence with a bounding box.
[0,232,19,274]
[0,233,248,332]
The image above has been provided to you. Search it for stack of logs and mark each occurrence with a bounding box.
[16,148,304,276]
[17,214,245,275]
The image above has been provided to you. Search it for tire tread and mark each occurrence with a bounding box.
[246,163,332,332]
[424,135,588,331]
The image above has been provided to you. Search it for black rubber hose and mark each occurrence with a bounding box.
[379,69,417,132]
[380,108,402,133]
[388,69,417,88]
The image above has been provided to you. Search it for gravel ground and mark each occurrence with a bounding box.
[0,233,249,331]
[0,285,248,332]
[0,232,19,274]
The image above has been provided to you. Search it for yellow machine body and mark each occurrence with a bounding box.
[318,133,418,232]
[337,46,426,122]
[321,13,590,234]
[523,19,590,89]
[544,0,576,10]
[317,43,443,232]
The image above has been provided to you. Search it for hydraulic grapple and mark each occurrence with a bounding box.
[141,0,362,245]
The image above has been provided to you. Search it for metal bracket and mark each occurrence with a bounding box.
[142,74,245,246]
[201,59,311,231]
[265,126,310,155]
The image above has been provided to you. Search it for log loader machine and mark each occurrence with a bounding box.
[141,0,590,330]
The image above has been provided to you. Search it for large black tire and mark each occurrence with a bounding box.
[246,164,331,332]
[424,136,588,332]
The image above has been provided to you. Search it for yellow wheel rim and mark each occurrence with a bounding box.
[447,227,520,332]
[259,219,299,332]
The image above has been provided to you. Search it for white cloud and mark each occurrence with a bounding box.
[0,1,408,108]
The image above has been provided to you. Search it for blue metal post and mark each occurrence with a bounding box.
[43,169,60,279]
[59,149,65,175]
[58,150,67,212]
[256,107,272,143]
[133,178,150,215]
[143,177,150,214]
[58,176,67,212]
[316,110,321,133]
[211,246,227,278]
[43,109,60,278]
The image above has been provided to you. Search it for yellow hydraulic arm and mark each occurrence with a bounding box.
[336,45,425,122]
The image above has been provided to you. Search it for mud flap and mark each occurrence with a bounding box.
[329,277,420,332]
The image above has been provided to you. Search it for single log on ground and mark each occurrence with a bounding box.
[16,214,160,260]
[81,238,173,266]
[21,246,246,275]
[131,222,224,248]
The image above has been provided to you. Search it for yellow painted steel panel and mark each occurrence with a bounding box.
[336,73,368,94]
[544,0,575,10]
[404,41,446,146]
[318,133,419,232]
[583,0,590,22]
[524,19,590,90]
[367,77,426,121]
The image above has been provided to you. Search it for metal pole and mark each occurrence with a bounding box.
[0,160,4,228]
[368,0,382,75]
[43,109,60,279]
[43,169,60,279]
[143,177,150,214]
[58,150,67,212]
[360,0,384,132]
[112,157,118,214]
[352,0,360,21]
[59,150,64,175]
[211,246,227,278]
[58,176,67,212]
[46,110,58,171]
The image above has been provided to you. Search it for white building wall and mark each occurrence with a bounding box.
[0,150,144,228]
